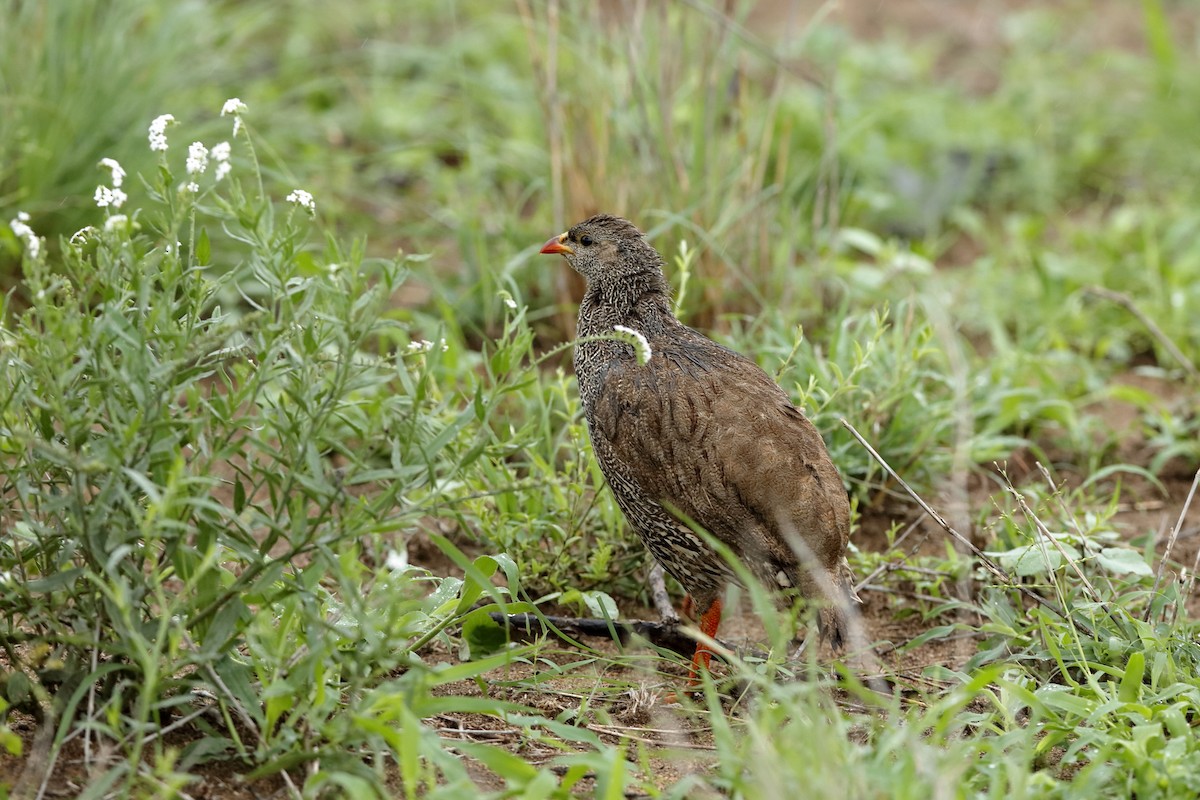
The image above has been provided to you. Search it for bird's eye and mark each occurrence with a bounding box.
[579,234,594,247]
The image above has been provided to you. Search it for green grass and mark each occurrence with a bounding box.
[2,0,1200,797]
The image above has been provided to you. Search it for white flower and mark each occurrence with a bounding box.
[499,290,518,310]
[186,141,209,175]
[103,215,128,232]
[99,158,126,188]
[614,325,652,363]
[404,338,448,355]
[285,189,315,212]
[221,98,247,136]
[70,226,97,244]
[94,185,127,208]
[9,214,40,259]
[148,114,175,152]
[211,141,232,181]
[184,181,200,193]
[385,549,409,571]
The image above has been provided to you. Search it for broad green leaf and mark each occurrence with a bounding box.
[1096,547,1153,577]
[1119,651,1145,704]
[196,227,210,264]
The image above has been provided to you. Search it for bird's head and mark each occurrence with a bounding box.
[539,214,665,284]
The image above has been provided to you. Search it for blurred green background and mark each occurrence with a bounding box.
[4,0,1198,344]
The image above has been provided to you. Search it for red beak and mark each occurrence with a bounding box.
[540,234,574,255]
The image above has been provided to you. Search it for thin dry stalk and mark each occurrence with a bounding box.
[1034,463,1106,603]
[1149,466,1200,621]
[841,419,1089,633]
[1083,285,1199,382]
[852,516,928,594]
[200,658,302,800]
[1009,466,1102,604]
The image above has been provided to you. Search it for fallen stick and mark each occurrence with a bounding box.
[486,612,769,663]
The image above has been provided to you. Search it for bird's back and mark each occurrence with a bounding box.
[585,320,851,597]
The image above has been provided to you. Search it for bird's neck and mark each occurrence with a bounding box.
[576,273,673,338]
[574,274,675,403]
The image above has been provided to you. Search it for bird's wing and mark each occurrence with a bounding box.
[592,336,849,572]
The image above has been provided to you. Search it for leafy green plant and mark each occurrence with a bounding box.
[0,109,546,795]
[0,0,234,249]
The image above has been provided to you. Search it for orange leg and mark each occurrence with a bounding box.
[687,597,723,687]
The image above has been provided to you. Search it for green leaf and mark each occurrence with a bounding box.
[454,741,539,784]
[461,607,509,659]
[25,567,85,593]
[1143,0,1177,76]
[213,654,263,727]
[1095,547,1153,576]
[986,543,1078,577]
[456,555,499,614]
[233,476,246,514]
[581,590,618,620]
[1119,651,1145,704]
[196,227,210,264]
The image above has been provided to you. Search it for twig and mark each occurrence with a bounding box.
[853,516,927,593]
[1016,465,1103,604]
[840,419,1089,634]
[586,723,717,750]
[647,563,679,623]
[1149,466,1200,621]
[859,584,954,605]
[486,612,769,663]
[1083,285,1200,381]
[200,659,301,800]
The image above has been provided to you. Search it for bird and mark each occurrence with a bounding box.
[540,214,859,687]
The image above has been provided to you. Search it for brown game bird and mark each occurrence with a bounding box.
[540,214,858,684]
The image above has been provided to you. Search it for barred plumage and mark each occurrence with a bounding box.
[541,214,857,682]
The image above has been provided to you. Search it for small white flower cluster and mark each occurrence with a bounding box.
[70,226,96,244]
[211,141,232,181]
[186,141,208,176]
[94,186,127,207]
[183,140,209,192]
[405,338,449,355]
[100,157,126,187]
[614,324,652,363]
[221,97,248,136]
[94,156,128,209]
[148,114,176,152]
[146,101,244,193]
[385,549,409,571]
[9,212,40,260]
[286,189,316,213]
